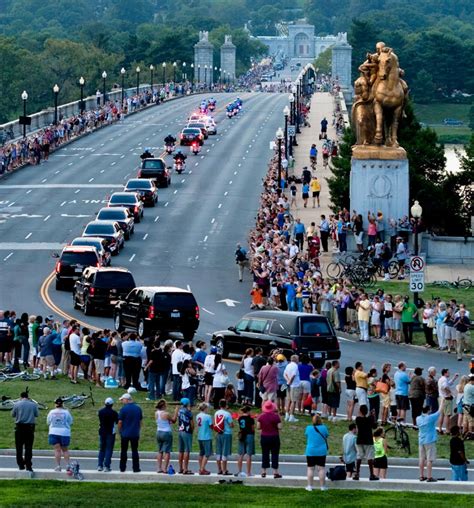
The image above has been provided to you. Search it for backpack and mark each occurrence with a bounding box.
[327,465,346,481]
[236,248,247,262]
[214,412,226,434]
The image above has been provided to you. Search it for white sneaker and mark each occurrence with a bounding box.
[54,466,61,472]
[320,486,328,491]
[239,472,247,478]
[284,413,289,421]
[305,486,314,492]
[288,416,299,422]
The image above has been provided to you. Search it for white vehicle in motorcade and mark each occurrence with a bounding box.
[202,116,217,135]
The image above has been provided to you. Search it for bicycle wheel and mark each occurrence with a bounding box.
[21,373,40,381]
[457,278,472,290]
[35,401,48,411]
[66,398,86,409]
[326,262,341,279]
[400,429,411,454]
[0,400,15,410]
[388,261,399,279]
[385,426,409,455]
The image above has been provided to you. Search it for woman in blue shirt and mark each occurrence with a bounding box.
[305,414,329,491]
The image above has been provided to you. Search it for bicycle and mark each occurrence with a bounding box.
[58,386,95,409]
[385,419,411,455]
[432,277,472,290]
[0,371,41,383]
[0,387,48,411]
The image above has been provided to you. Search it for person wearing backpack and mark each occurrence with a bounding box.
[235,243,249,282]
[214,399,233,475]
[305,414,329,491]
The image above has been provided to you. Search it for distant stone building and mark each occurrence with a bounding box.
[194,31,214,85]
[220,35,236,82]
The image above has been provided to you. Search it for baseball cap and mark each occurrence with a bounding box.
[276,354,286,362]
[119,393,132,401]
[105,397,114,406]
[210,346,218,354]
[46,314,55,322]
[54,397,64,406]
[180,397,190,406]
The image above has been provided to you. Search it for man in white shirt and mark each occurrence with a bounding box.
[283,355,301,422]
[437,368,458,433]
[68,325,81,384]
[171,341,185,401]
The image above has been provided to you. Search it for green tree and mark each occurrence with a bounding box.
[411,70,436,104]
[348,19,381,80]
[313,48,332,75]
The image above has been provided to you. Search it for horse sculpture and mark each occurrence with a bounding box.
[372,49,405,147]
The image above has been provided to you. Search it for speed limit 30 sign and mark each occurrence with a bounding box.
[409,255,425,292]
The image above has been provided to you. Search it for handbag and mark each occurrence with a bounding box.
[375,381,389,394]
[427,316,435,329]
[313,424,329,452]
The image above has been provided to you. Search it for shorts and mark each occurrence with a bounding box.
[345,461,355,473]
[238,433,255,456]
[345,389,356,400]
[312,191,320,198]
[381,393,391,409]
[80,355,90,364]
[384,318,394,330]
[104,356,112,368]
[441,398,454,416]
[41,355,55,367]
[48,434,70,447]
[306,455,326,467]
[289,385,302,402]
[204,372,214,386]
[327,392,340,409]
[463,408,474,427]
[396,395,410,410]
[392,319,401,331]
[277,386,287,399]
[94,359,105,375]
[0,338,13,353]
[419,443,436,462]
[374,456,388,469]
[355,387,368,408]
[390,405,398,417]
[216,433,232,459]
[70,351,81,366]
[355,232,363,245]
[444,326,456,341]
[302,193,309,199]
[178,432,193,453]
[261,391,276,402]
[356,444,374,460]
[199,439,213,458]
[300,380,311,394]
[157,431,173,453]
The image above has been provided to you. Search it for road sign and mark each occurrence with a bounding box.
[409,256,425,272]
[288,125,296,136]
[409,272,425,293]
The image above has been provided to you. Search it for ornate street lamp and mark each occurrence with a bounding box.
[53,84,60,125]
[283,105,290,159]
[21,90,28,138]
[182,62,186,82]
[101,71,107,105]
[276,127,284,189]
[136,66,140,95]
[410,200,423,306]
[162,62,166,86]
[149,64,154,91]
[173,61,177,83]
[120,67,126,107]
[79,76,85,113]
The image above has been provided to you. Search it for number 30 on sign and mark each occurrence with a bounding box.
[409,272,425,292]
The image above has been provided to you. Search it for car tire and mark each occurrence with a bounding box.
[135,214,141,224]
[72,293,80,309]
[125,232,130,241]
[215,337,228,358]
[182,330,195,341]
[114,313,124,332]
[137,319,148,339]
[83,298,93,316]
[55,279,64,291]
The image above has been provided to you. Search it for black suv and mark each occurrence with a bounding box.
[70,237,112,266]
[96,207,135,240]
[138,158,171,188]
[54,246,101,290]
[114,286,200,340]
[211,311,340,367]
[73,267,136,315]
[108,192,144,222]
[124,178,158,206]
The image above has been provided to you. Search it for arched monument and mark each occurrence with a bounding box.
[350,42,409,230]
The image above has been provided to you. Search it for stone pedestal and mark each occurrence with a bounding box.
[350,155,409,230]
[194,31,214,85]
[220,35,236,82]
[331,41,352,90]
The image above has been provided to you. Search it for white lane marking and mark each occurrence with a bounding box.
[164,202,169,207]
[189,170,192,174]
[218,203,222,209]
[181,178,185,183]
[41,178,47,183]
[238,163,241,167]
[120,155,125,159]
[100,170,105,174]
[224,191,228,196]
[234,171,237,175]
[7,201,15,207]
[55,170,60,174]
[186,284,191,292]
[68,162,73,166]
[80,155,85,159]
[123,173,130,180]
[26,190,32,194]
[337,336,352,342]
[43,215,51,222]
[195,255,199,261]
[75,189,80,194]
[154,216,160,222]
[129,254,136,262]
[206,149,210,152]
[173,190,178,194]
[211,218,215,224]
[200,155,204,159]
[3,252,13,261]
[60,201,66,207]
[111,162,116,166]
[228,180,233,185]
[202,307,215,315]
[242,156,246,160]
[195,162,199,166]
[89,178,94,182]
[143,233,148,240]
[203,235,208,242]
[24,233,32,240]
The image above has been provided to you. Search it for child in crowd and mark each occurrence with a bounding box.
[342,423,357,478]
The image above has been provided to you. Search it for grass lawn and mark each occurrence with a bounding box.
[413,102,472,143]
[0,376,473,459]
[360,282,473,346]
[0,481,473,507]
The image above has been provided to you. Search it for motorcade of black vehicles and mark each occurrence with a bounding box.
[124,178,158,207]
[96,207,135,240]
[210,311,340,367]
[73,266,136,315]
[138,158,171,188]
[186,122,208,139]
[82,221,125,255]
[114,286,200,340]
[107,192,144,222]
[70,237,112,266]
[180,127,203,146]
[53,246,101,290]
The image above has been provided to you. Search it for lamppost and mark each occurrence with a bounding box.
[214,66,217,85]
[223,70,227,86]
[79,76,85,113]
[120,68,126,108]
[101,71,107,105]
[276,127,284,190]
[190,63,194,84]
[204,65,208,87]
[219,67,222,85]
[173,62,177,83]
[182,62,186,82]
[289,92,297,147]
[149,64,154,91]
[162,62,166,86]
[411,200,423,306]
[296,82,301,133]
[135,66,140,94]
[53,84,59,125]
[197,64,201,84]
[283,105,290,160]
[21,90,28,138]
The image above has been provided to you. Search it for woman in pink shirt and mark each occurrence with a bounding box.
[367,213,378,246]
[257,401,282,478]
[258,357,279,403]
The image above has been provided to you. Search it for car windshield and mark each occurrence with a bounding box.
[95,272,135,288]
[71,239,102,251]
[97,210,125,220]
[153,293,196,310]
[142,160,164,169]
[61,252,98,265]
[300,319,332,336]
[110,194,136,204]
[126,180,151,189]
[183,129,199,134]
[85,224,114,235]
